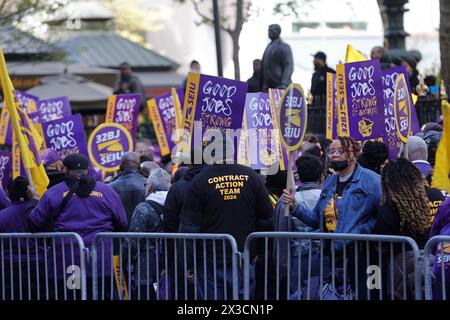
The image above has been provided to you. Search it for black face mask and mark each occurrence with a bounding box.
[329,160,349,172]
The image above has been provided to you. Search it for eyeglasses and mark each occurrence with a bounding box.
[327,148,346,156]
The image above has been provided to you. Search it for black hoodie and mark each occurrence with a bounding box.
[163,164,207,233]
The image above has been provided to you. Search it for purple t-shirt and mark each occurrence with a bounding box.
[28,181,128,277]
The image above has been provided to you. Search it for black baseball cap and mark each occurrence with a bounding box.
[63,153,89,171]
[312,51,327,61]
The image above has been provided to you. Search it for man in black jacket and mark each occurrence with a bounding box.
[109,152,147,223]
[246,59,262,93]
[261,24,294,92]
[179,141,274,299]
[310,51,335,103]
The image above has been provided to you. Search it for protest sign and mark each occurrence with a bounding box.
[394,73,414,143]
[278,83,308,215]
[0,150,12,188]
[336,59,385,141]
[105,93,141,141]
[43,114,88,159]
[87,123,133,172]
[181,73,247,162]
[240,92,287,170]
[381,66,420,158]
[326,73,339,140]
[39,96,72,122]
[147,91,178,157]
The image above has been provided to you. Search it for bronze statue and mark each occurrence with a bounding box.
[261,24,294,92]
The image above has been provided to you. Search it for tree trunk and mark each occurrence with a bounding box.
[232,33,241,80]
[231,0,244,80]
[441,0,450,90]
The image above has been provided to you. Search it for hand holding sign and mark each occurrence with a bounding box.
[278,83,308,216]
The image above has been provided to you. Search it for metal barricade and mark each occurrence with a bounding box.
[424,236,450,300]
[0,232,87,300]
[243,232,422,300]
[92,233,240,300]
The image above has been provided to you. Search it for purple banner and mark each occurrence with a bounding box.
[105,94,141,141]
[0,150,12,189]
[16,90,39,114]
[278,84,308,151]
[242,92,285,169]
[87,123,133,172]
[43,114,88,159]
[336,59,385,141]
[183,73,247,161]
[326,73,339,140]
[147,91,177,157]
[39,96,72,123]
[382,66,420,158]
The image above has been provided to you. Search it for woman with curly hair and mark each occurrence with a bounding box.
[375,158,431,247]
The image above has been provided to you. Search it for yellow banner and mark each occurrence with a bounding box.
[147,98,171,157]
[171,88,183,131]
[181,72,200,159]
[345,44,368,63]
[12,131,21,179]
[0,106,9,145]
[336,64,350,137]
[268,89,286,171]
[105,95,117,123]
[432,100,450,192]
[113,256,129,300]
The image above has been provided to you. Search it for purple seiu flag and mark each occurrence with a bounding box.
[242,92,285,170]
[336,59,385,141]
[0,150,12,189]
[42,114,88,159]
[381,66,421,159]
[183,73,247,162]
[278,84,308,151]
[105,93,141,141]
[153,91,178,155]
[39,96,72,123]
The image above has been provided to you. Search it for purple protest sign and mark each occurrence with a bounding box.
[182,73,247,162]
[39,96,72,122]
[394,74,414,143]
[381,66,420,158]
[43,114,88,159]
[105,93,141,141]
[87,123,133,172]
[147,91,177,157]
[241,92,286,170]
[0,150,12,188]
[278,84,308,152]
[336,59,385,141]
[16,90,39,114]
[326,73,339,140]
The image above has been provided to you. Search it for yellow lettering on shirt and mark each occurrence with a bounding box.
[208,175,248,200]
[428,199,443,224]
[324,197,339,232]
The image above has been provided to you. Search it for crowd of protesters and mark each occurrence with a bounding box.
[0,122,448,300]
[0,37,449,300]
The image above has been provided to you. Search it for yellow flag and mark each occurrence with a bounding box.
[0,48,48,197]
[431,99,450,192]
[345,44,368,63]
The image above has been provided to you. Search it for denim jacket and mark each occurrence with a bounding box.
[291,164,381,235]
